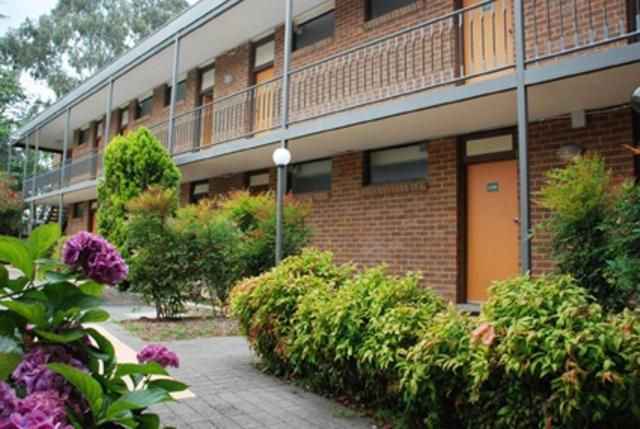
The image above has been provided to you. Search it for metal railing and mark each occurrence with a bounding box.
[25,0,640,195]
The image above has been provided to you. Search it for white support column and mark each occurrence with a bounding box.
[29,128,40,234]
[59,109,71,229]
[105,79,114,144]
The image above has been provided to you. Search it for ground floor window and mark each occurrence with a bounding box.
[72,202,85,219]
[367,142,428,185]
[190,181,210,203]
[290,159,332,193]
[247,171,270,194]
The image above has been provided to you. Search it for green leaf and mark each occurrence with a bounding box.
[79,282,106,298]
[47,363,104,417]
[0,300,46,327]
[26,224,62,259]
[0,311,25,336]
[0,239,34,279]
[0,335,22,380]
[79,309,110,324]
[114,363,168,379]
[34,328,85,344]
[105,389,171,420]
[138,413,160,429]
[0,266,8,288]
[147,379,189,393]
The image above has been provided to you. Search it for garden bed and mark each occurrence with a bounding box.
[121,317,240,341]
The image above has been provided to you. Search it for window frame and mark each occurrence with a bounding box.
[136,96,154,119]
[165,79,188,106]
[78,127,90,146]
[72,202,86,219]
[289,158,332,194]
[252,35,276,74]
[365,0,421,21]
[365,142,429,186]
[293,9,336,51]
[190,180,210,204]
[119,108,129,134]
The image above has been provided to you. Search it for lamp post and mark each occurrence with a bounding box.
[272,147,291,265]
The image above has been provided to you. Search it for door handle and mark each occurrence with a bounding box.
[513,217,520,225]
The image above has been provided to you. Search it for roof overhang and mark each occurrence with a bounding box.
[12,0,328,149]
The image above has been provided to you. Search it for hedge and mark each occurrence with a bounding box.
[230,249,640,428]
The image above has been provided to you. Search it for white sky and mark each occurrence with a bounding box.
[1,0,199,102]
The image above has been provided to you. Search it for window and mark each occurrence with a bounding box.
[368,143,428,185]
[200,67,215,94]
[290,159,332,193]
[95,120,103,145]
[294,10,335,51]
[190,181,210,203]
[365,0,420,21]
[165,80,187,106]
[78,127,90,145]
[119,108,129,133]
[248,171,270,194]
[136,96,153,118]
[465,134,514,158]
[73,202,86,219]
[253,38,275,71]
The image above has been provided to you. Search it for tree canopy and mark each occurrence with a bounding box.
[1,0,189,98]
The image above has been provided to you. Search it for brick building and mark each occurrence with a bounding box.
[11,0,640,305]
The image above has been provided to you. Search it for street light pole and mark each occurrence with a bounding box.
[274,0,294,266]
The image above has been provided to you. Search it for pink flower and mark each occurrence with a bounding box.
[0,410,71,429]
[137,344,180,369]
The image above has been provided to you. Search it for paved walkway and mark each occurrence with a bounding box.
[104,305,375,429]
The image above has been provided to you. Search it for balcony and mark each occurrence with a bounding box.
[24,0,640,198]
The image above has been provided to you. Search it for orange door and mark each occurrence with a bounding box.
[463,0,514,79]
[200,92,214,147]
[253,67,275,133]
[466,159,519,302]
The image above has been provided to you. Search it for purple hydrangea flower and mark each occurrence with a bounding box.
[0,410,72,429]
[0,383,17,419]
[62,232,128,285]
[12,346,86,395]
[16,391,68,427]
[137,344,180,369]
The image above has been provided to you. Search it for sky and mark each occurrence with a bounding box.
[1,0,199,102]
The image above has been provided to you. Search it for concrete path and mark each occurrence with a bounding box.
[103,305,375,429]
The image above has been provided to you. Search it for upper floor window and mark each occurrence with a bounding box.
[95,120,104,145]
[294,10,336,51]
[136,96,153,119]
[119,108,129,134]
[190,181,210,204]
[365,0,420,21]
[165,79,187,106]
[253,38,275,71]
[367,142,428,185]
[290,159,332,193]
[200,67,215,95]
[78,127,90,146]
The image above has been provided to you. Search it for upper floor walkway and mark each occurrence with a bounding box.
[17,0,640,201]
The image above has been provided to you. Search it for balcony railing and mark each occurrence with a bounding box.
[25,0,640,197]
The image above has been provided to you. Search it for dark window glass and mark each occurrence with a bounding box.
[366,0,420,21]
[294,11,335,51]
[137,96,153,118]
[368,143,428,184]
[165,80,187,106]
[79,128,89,145]
[290,159,331,193]
[73,202,86,219]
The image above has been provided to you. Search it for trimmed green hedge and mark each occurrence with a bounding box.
[230,249,640,428]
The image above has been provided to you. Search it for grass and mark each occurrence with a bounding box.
[121,317,240,342]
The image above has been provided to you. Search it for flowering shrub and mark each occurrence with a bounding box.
[0,172,23,236]
[230,250,640,428]
[0,225,187,428]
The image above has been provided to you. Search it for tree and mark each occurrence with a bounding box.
[0,0,189,97]
[97,127,180,256]
[0,171,24,235]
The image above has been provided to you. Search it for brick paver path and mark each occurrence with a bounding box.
[104,305,375,429]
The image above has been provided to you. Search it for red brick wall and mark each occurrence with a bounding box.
[66,203,90,236]
[529,107,636,275]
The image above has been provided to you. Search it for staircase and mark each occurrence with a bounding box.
[44,206,68,231]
